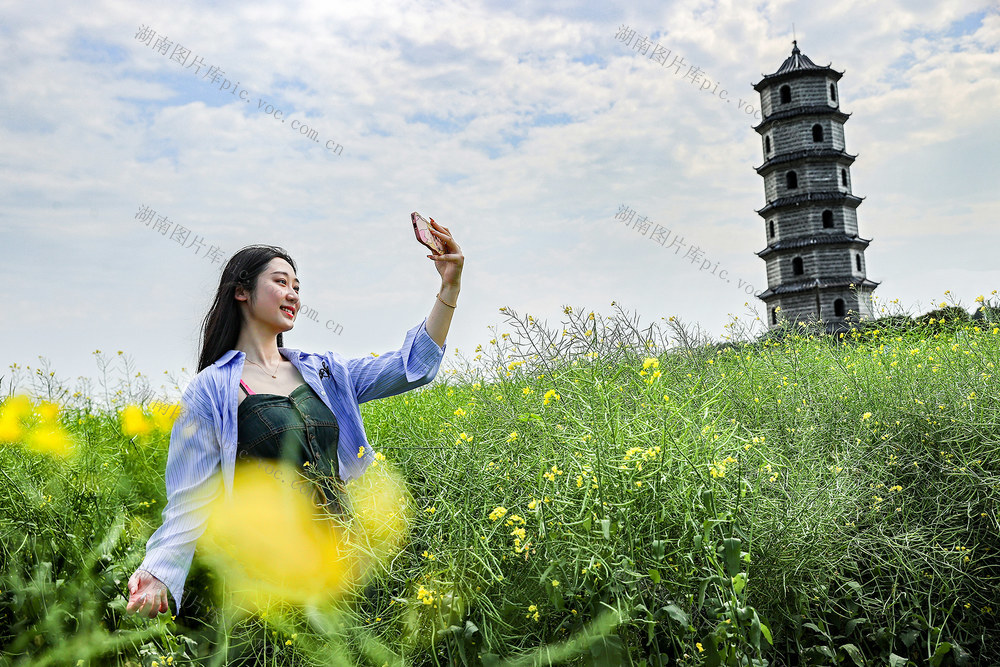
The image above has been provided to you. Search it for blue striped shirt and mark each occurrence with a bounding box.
[138,318,446,613]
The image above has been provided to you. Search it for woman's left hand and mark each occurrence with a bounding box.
[426,219,464,287]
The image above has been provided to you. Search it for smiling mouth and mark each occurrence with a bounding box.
[280,306,295,318]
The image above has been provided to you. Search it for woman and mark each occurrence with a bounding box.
[126,219,463,619]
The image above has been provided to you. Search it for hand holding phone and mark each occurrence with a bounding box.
[411,212,446,256]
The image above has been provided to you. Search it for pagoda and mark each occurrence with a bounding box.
[752,41,879,332]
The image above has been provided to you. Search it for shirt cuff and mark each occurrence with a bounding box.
[420,318,447,356]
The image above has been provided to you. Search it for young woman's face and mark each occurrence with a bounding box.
[241,257,300,331]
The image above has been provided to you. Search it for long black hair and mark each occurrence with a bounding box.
[197,245,298,372]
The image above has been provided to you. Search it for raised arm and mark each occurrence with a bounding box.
[343,318,447,404]
[422,217,463,348]
[342,217,463,402]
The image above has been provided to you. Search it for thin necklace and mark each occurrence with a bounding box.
[245,357,279,379]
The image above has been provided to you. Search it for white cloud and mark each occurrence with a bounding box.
[1,0,997,393]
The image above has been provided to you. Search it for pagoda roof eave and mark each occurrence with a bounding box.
[756,234,873,258]
[755,149,858,174]
[756,192,865,217]
[754,107,851,133]
[757,277,880,300]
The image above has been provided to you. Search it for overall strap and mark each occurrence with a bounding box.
[239,379,255,396]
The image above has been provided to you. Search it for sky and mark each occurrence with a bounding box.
[2,0,998,403]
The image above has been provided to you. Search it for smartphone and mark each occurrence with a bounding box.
[411,212,446,255]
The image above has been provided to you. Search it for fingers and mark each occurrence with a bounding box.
[126,590,145,615]
[429,220,453,236]
[125,573,169,619]
[128,569,143,596]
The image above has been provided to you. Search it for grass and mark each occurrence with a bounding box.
[1,295,998,666]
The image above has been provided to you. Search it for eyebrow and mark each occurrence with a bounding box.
[271,270,300,285]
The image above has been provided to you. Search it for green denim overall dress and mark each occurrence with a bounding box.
[176,380,346,631]
[235,379,345,515]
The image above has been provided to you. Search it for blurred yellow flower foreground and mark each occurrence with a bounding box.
[0,394,75,458]
[199,457,412,613]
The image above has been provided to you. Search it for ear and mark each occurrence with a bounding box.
[234,285,249,302]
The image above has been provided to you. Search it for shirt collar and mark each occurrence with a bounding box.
[212,348,301,368]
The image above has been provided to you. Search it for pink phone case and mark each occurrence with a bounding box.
[412,212,445,255]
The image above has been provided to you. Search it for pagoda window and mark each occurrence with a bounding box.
[812,124,823,142]
[765,135,771,154]
[771,307,778,325]
[841,168,848,187]
[830,83,837,103]
[855,254,862,271]
[834,299,845,317]
[780,85,791,104]
[786,171,798,189]
[792,256,803,275]
[769,220,775,238]
[822,210,833,228]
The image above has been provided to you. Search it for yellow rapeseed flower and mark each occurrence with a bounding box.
[35,401,60,422]
[200,461,355,611]
[0,394,32,419]
[120,405,150,437]
[148,401,181,432]
[0,413,24,443]
[345,462,413,562]
[25,424,75,458]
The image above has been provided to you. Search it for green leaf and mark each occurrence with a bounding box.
[840,643,864,666]
[587,633,625,667]
[844,580,863,594]
[759,619,773,646]
[702,633,722,667]
[732,572,747,595]
[889,653,910,667]
[748,613,762,648]
[600,518,610,539]
[722,538,742,578]
[900,628,919,648]
[814,646,835,659]
[648,569,661,584]
[929,643,952,667]
[662,604,689,626]
[844,617,867,637]
[696,578,711,615]
[651,540,666,559]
